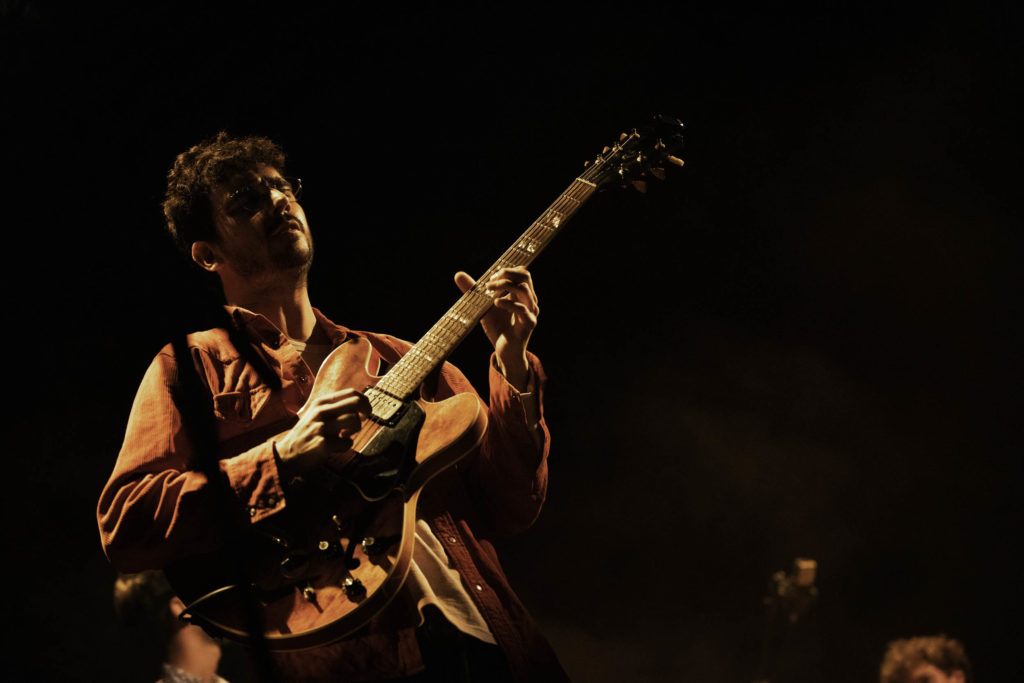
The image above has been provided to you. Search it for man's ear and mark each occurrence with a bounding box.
[191,241,221,272]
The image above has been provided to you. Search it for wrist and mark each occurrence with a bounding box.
[495,350,530,392]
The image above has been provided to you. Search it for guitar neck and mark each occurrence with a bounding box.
[371,174,600,406]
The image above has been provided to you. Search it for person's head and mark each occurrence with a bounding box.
[163,132,312,288]
[113,569,178,644]
[113,570,182,677]
[113,570,221,678]
[880,635,971,683]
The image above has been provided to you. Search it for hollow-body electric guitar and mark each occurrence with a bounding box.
[166,116,685,651]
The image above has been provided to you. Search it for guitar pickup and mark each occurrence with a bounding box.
[365,387,406,424]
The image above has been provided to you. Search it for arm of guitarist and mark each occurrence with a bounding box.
[451,266,551,535]
[97,345,367,573]
[361,265,549,537]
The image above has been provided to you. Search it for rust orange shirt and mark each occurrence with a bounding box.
[97,307,568,682]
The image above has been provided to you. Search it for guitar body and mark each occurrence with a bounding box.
[166,337,487,651]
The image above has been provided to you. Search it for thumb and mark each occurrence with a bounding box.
[454,271,476,293]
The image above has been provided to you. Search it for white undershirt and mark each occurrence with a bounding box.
[405,519,496,643]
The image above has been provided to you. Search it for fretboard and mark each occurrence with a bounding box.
[367,172,601,417]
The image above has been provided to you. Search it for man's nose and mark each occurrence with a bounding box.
[267,186,291,211]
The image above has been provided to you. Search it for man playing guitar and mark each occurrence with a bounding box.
[97,132,569,682]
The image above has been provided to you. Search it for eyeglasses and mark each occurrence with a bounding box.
[225,176,303,217]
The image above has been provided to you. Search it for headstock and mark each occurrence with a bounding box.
[581,114,685,193]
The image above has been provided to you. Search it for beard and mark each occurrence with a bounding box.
[227,227,314,280]
[269,230,315,272]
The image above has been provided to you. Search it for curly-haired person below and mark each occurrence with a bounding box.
[113,570,228,683]
[880,635,971,683]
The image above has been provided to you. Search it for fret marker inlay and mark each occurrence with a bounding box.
[447,313,470,325]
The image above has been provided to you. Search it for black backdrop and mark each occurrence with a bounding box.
[6,2,1021,681]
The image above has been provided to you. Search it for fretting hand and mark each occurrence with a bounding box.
[454,266,539,391]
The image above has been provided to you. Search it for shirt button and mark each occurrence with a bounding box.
[296,373,308,384]
[474,584,484,592]
[447,536,458,544]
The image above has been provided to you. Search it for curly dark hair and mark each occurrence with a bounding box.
[880,635,972,683]
[163,131,287,256]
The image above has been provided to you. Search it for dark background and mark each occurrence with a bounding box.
[5,2,1021,681]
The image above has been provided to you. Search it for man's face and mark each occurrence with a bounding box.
[204,163,313,279]
[907,663,965,683]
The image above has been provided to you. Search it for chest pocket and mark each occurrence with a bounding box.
[211,384,283,450]
[212,385,272,423]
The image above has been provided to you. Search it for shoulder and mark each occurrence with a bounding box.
[144,327,239,385]
[152,327,240,363]
[185,327,240,362]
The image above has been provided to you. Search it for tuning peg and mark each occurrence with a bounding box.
[602,146,611,154]
[631,180,648,193]
[583,160,591,167]
[619,132,628,141]
[666,155,685,167]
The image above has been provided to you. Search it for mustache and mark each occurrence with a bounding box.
[267,212,302,235]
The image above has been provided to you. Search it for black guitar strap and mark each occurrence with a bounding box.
[169,311,283,683]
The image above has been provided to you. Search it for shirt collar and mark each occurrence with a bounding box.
[225,305,350,347]
[312,307,350,345]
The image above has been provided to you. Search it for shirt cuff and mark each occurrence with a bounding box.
[219,440,288,523]
[489,353,546,444]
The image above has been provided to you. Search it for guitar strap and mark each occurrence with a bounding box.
[169,310,284,683]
